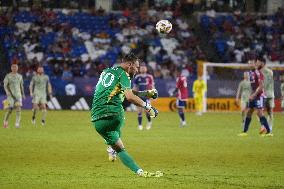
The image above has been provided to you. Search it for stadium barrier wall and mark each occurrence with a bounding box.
[52,78,282,98]
[0,96,282,112]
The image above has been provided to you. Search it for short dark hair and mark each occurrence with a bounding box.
[176,67,183,73]
[123,53,139,63]
[255,53,266,64]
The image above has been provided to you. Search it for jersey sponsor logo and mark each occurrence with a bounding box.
[152,98,244,112]
[150,98,282,112]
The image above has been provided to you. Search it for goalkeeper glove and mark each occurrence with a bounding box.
[143,101,158,118]
[147,89,158,99]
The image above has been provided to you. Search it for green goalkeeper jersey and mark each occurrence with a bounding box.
[91,66,131,122]
[239,80,251,101]
[30,74,50,96]
[4,73,23,98]
[262,67,274,98]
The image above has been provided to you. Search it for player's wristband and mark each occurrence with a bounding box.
[143,101,152,111]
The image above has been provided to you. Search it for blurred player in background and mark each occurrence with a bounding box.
[3,64,25,128]
[238,58,272,136]
[281,75,284,113]
[235,72,251,126]
[91,53,161,177]
[29,66,53,126]
[193,76,207,116]
[171,68,188,127]
[259,63,274,133]
[133,63,156,130]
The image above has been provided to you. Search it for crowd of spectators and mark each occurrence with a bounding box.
[1,2,283,85]
[200,8,284,63]
[0,2,202,82]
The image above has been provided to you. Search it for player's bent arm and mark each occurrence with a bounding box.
[3,77,11,96]
[124,89,158,118]
[132,89,158,99]
[29,80,34,96]
[48,82,53,97]
[20,77,25,99]
[251,81,264,98]
[236,83,241,101]
[169,88,178,97]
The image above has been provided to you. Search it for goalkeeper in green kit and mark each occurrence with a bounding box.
[91,53,162,177]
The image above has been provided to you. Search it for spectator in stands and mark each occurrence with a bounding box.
[62,64,73,82]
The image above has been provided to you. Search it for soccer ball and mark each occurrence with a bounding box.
[156,20,172,34]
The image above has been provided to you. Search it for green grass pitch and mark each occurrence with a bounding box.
[0,110,283,189]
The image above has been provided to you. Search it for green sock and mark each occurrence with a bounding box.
[117,150,140,173]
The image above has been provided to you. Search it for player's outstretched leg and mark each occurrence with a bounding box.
[112,139,163,177]
[111,139,141,174]
[3,107,12,128]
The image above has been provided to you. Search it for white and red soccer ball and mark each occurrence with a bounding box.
[156,20,172,34]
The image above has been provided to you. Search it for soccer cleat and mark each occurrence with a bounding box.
[259,126,266,134]
[260,133,274,137]
[238,132,248,137]
[31,118,36,125]
[138,125,143,130]
[3,121,8,128]
[179,121,187,128]
[136,169,144,176]
[107,146,117,162]
[138,170,164,178]
[15,123,20,128]
[146,122,152,130]
[196,112,202,116]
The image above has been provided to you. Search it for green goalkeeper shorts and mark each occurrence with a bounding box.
[93,115,125,145]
